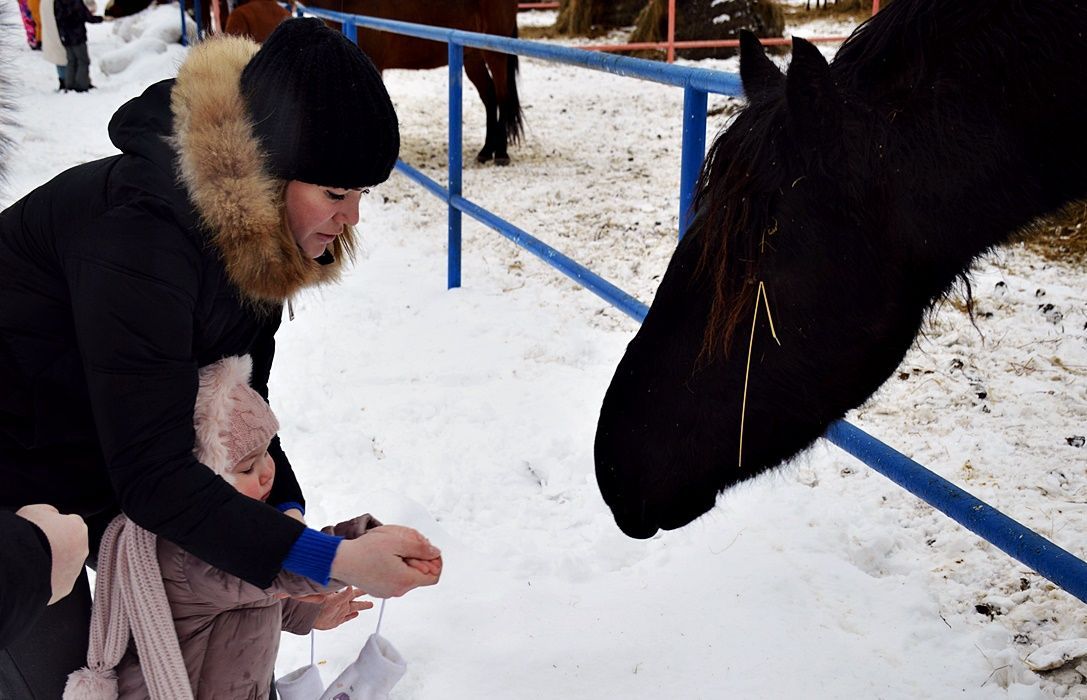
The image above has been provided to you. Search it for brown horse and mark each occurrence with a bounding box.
[303,0,524,165]
[104,0,227,39]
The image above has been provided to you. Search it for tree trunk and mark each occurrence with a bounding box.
[556,0,649,35]
[631,0,785,60]
[629,0,665,44]
[555,0,593,34]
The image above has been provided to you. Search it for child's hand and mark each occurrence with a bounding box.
[404,556,442,577]
[302,586,373,630]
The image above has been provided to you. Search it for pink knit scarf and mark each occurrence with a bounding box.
[63,515,194,700]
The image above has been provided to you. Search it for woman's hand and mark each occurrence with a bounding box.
[15,504,89,604]
[300,586,372,630]
[330,525,442,598]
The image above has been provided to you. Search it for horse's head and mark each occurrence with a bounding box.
[595,33,921,538]
[596,2,1087,540]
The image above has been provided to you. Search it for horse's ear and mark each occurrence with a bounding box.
[785,37,837,120]
[739,31,783,101]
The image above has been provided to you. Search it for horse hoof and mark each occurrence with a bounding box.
[494,156,511,166]
[476,150,493,163]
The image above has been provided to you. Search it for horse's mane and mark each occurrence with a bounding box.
[691,94,790,362]
[835,0,1058,99]
[690,0,1065,362]
[834,0,973,80]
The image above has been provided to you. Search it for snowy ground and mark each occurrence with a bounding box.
[3,5,1086,698]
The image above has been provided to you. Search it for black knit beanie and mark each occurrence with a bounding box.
[239,18,400,189]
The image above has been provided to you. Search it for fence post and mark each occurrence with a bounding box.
[448,43,464,289]
[678,85,707,238]
[179,0,188,46]
[343,18,357,43]
[666,0,676,63]
[192,0,203,39]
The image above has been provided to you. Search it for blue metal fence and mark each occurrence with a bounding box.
[177,0,203,45]
[294,5,1087,604]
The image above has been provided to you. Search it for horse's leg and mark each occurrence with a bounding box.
[482,49,523,166]
[218,0,231,32]
[199,0,212,35]
[463,50,500,164]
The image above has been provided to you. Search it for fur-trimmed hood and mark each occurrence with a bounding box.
[171,35,355,302]
[109,36,353,304]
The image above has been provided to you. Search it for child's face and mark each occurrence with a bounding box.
[231,446,276,502]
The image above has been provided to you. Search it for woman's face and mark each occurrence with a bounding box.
[285,181,364,259]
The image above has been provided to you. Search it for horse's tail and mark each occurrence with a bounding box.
[502,23,524,146]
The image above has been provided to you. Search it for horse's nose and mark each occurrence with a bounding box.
[613,498,660,539]
[595,454,660,539]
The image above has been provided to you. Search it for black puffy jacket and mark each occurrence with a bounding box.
[0,38,354,587]
[53,0,100,47]
[0,513,52,649]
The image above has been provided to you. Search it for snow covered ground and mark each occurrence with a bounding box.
[3,5,1086,698]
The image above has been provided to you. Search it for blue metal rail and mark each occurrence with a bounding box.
[826,422,1087,603]
[395,160,650,321]
[294,5,1087,604]
[297,3,741,259]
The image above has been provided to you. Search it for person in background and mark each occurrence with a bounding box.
[54,0,102,92]
[0,19,441,698]
[0,506,88,650]
[0,0,89,677]
[26,0,44,48]
[16,0,40,49]
[39,0,78,90]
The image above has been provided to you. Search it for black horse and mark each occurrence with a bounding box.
[595,0,1087,539]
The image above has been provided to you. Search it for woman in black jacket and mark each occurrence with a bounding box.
[0,19,442,696]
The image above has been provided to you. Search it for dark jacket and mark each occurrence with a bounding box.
[53,0,100,47]
[0,37,353,588]
[0,512,52,649]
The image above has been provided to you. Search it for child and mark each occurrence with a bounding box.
[64,356,391,699]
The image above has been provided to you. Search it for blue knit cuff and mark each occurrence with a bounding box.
[276,501,306,516]
[282,528,342,585]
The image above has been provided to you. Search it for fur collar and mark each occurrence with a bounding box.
[170,36,351,304]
